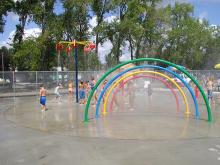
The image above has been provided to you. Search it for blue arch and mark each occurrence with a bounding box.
[95,65,199,118]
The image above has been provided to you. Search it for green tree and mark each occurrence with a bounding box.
[161,3,212,69]
[61,0,91,70]
[13,0,38,43]
[205,26,220,69]
[90,0,110,55]
[32,0,56,70]
[0,0,13,33]
[0,46,13,71]
[12,38,41,70]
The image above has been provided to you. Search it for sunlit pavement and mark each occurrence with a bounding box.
[1,91,220,165]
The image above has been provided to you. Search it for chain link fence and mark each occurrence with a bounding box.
[0,70,220,97]
[0,71,105,97]
[189,70,220,91]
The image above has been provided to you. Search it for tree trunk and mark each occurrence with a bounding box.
[129,35,133,60]
[116,38,121,64]
[95,33,99,55]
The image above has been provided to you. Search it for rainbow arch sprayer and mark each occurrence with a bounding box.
[109,74,181,113]
[84,58,212,122]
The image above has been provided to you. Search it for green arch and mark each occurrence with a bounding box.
[84,58,212,122]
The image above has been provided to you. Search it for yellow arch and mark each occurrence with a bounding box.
[102,70,190,116]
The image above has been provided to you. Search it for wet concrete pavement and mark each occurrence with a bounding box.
[1,90,220,165]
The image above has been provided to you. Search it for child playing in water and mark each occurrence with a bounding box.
[85,81,91,99]
[39,84,47,112]
[194,85,199,100]
[90,77,97,104]
[102,79,108,102]
[68,80,73,96]
[148,82,153,102]
[206,77,214,104]
[90,77,96,90]
[55,83,62,102]
[79,81,86,104]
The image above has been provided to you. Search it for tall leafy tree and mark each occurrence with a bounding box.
[62,0,91,70]
[12,38,41,70]
[205,26,220,69]
[0,46,13,71]
[0,0,13,33]
[13,0,38,43]
[91,0,110,55]
[162,3,212,69]
[32,0,56,70]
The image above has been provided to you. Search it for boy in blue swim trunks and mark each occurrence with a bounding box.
[39,84,47,112]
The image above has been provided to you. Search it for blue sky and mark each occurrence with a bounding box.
[0,0,220,47]
[188,0,220,25]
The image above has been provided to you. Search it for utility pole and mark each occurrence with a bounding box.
[2,52,4,86]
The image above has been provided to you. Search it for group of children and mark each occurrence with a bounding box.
[39,77,97,111]
[79,77,96,104]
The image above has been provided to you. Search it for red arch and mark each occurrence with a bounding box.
[109,74,180,113]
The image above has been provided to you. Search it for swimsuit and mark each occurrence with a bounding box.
[40,96,46,105]
[90,82,95,90]
[207,90,213,99]
[79,89,85,99]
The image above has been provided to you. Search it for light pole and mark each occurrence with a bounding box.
[1,52,4,86]
[56,40,95,103]
[57,48,60,85]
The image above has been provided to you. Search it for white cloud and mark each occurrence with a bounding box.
[120,41,131,61]
[104,15,118,23]
[98,40,113,63]
[89,16,97,28]
[88,16,97,33]
[1,28,41,48]
[88,15,118,33]
[7,12,19,21]
[13,0,22,2]
[23,28,41,38]
[97,40,132,63]
[198,11,208,23]
[0,41,10,48]
[88,15,119,63]
[199,11,208,20]
[88,15,131,63]
[8,28,41,41]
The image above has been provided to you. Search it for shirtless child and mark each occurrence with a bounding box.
[206,77,214,104]
[39,84,47,112]
[68,80,74,96]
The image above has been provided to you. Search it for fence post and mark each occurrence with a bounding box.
[36,71,38,96]
[13,71,15,98]
[57,71,59,85]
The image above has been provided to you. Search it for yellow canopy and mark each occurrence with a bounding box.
[214,64,220,69]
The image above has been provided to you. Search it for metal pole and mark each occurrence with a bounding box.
[74,47,79,103]
[57,50,60,85]
[2,52,4,87]
[13,71,15,98]
[36,71,38,97]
